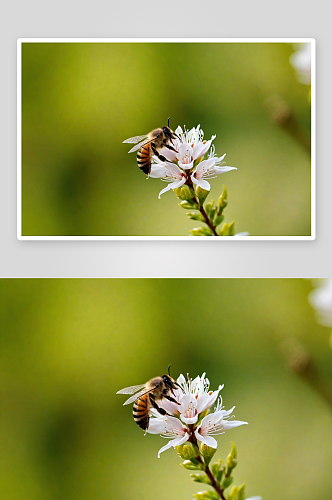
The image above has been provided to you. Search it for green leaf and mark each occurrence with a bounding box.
[228,221,235,236]
[190,474,212,485]
[226,442,237,473]
[175,185,195,201]
[220,475,233,490]
[179,201,198,210]
[193,491,220,500]
[211,459,224,483]
[201,444,216,465]
[205,202,217,223]
[218,185,228,210]
[213,213,224,227]
[216,469,224,483]
[187,212,206,222]
[228,484,246,500]
[181,460,202,471]
[195,185,210,203]
[217,222,233,236]
[189,227,213,236]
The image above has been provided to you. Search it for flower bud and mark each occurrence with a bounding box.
[226,442,237,473]
[211,459,224,478]
[181,460,202,471]
[190,473,212,485]
[193,492,209,500]
[179,200,197,210]
[193,491,219,500]
[176,444,196,460]
[218,221,235,236]
[200,444,217,464]
[190,227,213,236]
[229,484,245,500]
[187,212,206,222]
[195,185,210,202]
[174,185,193,201]
[218,185,228,210]
[205,200,217,221]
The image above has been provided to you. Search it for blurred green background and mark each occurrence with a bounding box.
[21,42,311,236]
[1,279,331,500]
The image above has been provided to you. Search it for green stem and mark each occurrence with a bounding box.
[189,432,226,500]
[198,203,218,236]
[184,171,219,236]
[194,453,227,500]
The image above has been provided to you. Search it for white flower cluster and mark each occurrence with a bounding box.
[149,125,236,198]
[147,373,247,458]
[308,279,332,328]
[289,43,311,85]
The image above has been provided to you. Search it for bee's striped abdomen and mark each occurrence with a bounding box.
[133,394,149,430]
[137,144,152,176]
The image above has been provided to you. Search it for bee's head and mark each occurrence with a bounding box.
[162,371,182,395]
[162,126,173,138]
[164,118,180,141]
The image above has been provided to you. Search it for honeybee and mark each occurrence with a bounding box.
[116,365,181,432]
[123,118,179,177]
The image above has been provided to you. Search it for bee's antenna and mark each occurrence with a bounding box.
[168,364,171,376]
[167,117,170,127]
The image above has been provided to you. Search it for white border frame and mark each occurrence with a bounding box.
[17,38,316,241]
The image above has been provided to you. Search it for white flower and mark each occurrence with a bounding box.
[146,373,247,457]
[149,160,186,198]
[150,125,236,196]
[290,43,311,85]
[191,149,237,191]
[195,397,247,448]
[159,373,223,424]
[308,279,332,327]
[147,415,189,458]
[160,125,216,168]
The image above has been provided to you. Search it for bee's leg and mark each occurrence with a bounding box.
[163,143,178,153]
[162,393,180,405]
[151,143,168,162]
[149,394,176,418]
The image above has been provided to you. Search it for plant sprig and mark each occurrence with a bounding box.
[178,442,252,500]
[176,184,235,236]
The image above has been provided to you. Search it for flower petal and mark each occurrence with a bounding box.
[149,165,169,178]
[158,184,172,198]
[213,166,237,175]
[199,411,224,430]
[220,420,248,430]
[194,430,218,449]
[181,414,198,424]
[158,178,185,198]
[197,385,223,414]
[191,175,211,191]
[146,418,169,434]
[178,160,194,170]
[177,374,187,386]
[158,147,179,162]
[192,135,216,160]
[157,434,188,458]
[158,398,181,415]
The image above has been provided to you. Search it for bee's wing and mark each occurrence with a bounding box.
[116,383,146,395]
[122,387,153,406]
[117,384,148,405]
[123,134,148,144]
[127,137,154,154]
